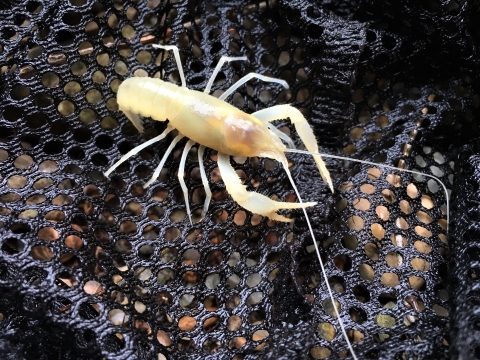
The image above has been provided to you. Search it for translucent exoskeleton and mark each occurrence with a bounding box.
[104,45,335,225]
[104,45,451,360]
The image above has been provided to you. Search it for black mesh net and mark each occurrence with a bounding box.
[0,0,479,359]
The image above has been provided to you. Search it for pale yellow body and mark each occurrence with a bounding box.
[117,77,286,162]
[110,76,333,222]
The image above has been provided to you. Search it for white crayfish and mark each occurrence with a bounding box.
[104,45,450,359]
[105,45,333,223]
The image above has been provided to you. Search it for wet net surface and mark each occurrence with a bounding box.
[0,0,479,359]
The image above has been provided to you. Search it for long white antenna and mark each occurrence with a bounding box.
[285,149,450,231]
[281,150,450,360]
[282,160,358,360]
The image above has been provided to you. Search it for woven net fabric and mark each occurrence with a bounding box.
[0,0,479,359]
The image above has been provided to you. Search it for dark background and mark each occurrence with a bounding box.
[1,0,479,359]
